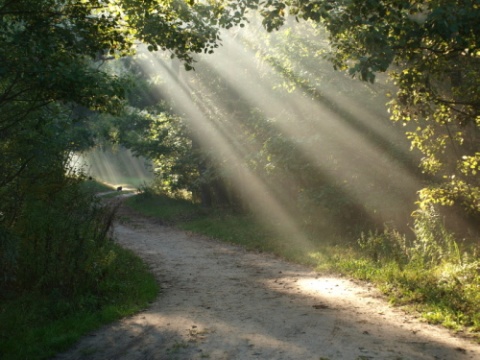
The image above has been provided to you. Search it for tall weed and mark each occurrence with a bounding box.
[6,178,118,297]
[410,206,462,266]
[357,225,409,265]
[358,206,464,267]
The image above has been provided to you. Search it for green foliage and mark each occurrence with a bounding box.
[358,226,409,265]
[0,0,258,208]
[0,0,254,304]
[0,245,158,360]
[352,210,480,335]
[322,0,480,223]
[235,0,480,233]
[1,175,117,296]
[357,206,470,268]
[125,16,415,233]
[182,214,270,247]
[1,0,479,350]
[410,207,462,266]
[80,179,115,194]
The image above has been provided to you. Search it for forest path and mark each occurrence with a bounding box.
[55,204,480,360]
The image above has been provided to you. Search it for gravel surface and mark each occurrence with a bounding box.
[55,204,480,360]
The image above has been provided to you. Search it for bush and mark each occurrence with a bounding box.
[358,206,467,268]
[357,225,409,265]
[355,206,480,333]
[1,177,119,298]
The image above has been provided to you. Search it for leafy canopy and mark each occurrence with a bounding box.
[256,0,480,216]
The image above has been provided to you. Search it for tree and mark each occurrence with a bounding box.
[253,0,480,231]
[0,0,253,292]
[0,0,261,219]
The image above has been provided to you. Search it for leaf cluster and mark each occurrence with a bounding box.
[255,0,480,225]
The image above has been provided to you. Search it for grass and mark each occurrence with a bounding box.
[1,178,158,360]
[100,176,152,189]
[126,191,202,223]
[80,179,114,193]
[81,179,140,198]
[124,192,480,342]
[0,245,158,360]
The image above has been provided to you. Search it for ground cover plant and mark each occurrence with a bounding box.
[0,180,158,360]
[126,187,203,224]
[0,244,157,360]
[125,191,480,342]
[79,179,114,194]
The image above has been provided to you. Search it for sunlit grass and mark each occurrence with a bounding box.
[125,191,200,223]
[327,257,480,339]
[125,192,480,341]
[80,179,114,193]
[0,245,158,360]
[181,213,280,251]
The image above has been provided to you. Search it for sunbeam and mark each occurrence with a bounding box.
[128,12,472,240]
[134,46,315,250]
[176,23,422,230]
[74,146,153,189]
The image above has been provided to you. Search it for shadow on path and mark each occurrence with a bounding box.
[54,206,480,360]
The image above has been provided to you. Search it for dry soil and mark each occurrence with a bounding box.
[55,203,480,360]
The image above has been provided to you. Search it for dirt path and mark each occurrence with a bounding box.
[55,205,480,360]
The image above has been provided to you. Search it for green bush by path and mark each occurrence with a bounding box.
[79,179,114,194]
[0,179,158,360]
[0,244,158,360]
[125,190,202,223]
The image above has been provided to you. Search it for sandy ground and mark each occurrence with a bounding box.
[55,204,480,360]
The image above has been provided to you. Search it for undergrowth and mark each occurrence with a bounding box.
[79,179,114,194]
[346,207,480,336]
[0,244,157,360]
[0,178,158,360]
[126,191,480,341]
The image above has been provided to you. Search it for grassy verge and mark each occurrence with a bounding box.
[0,245,158,360]
[80,179,114,193]
[125,192,480,341]
[0,180,158,360]
[126,191,202,223]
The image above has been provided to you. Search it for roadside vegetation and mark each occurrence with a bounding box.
[126,191,480,342]
[2,1,479,358]
[0,181,158,360]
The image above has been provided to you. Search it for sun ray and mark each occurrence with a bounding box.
[75,146,153,189]
[129,14,472,241]
[180,29,424,228]
[135,48,315,249]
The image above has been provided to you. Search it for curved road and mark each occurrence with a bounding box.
[55,205,480,360]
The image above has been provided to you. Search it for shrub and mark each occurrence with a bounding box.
[358,206,467,268]
[2,178,119,298]
[357,225,409,265]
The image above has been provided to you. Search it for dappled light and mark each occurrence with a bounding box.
[56,218,479,359]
